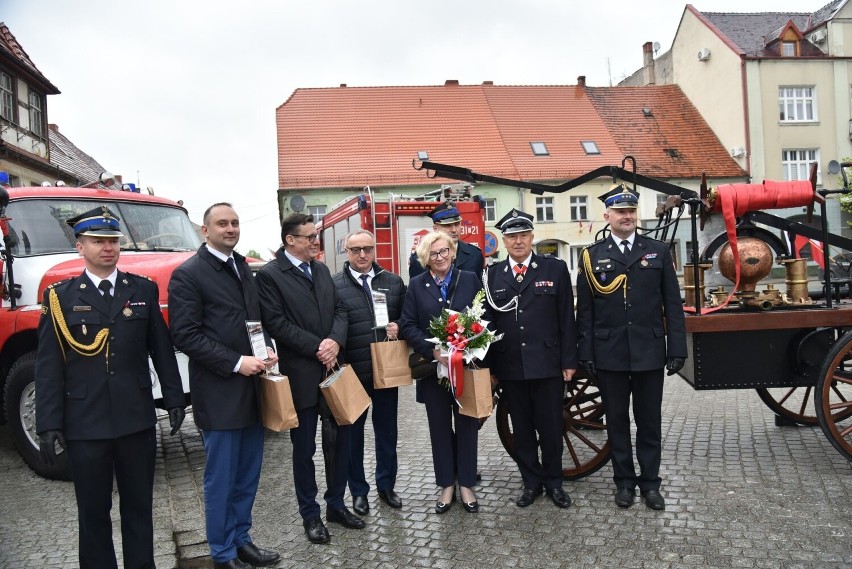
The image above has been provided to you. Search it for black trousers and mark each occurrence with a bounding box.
[421,375,478,488]
[501,377,564,491]
[596,368,664,492]
[67,427,157,569]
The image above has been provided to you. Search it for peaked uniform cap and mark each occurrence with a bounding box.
[427,202,462,225]
[599,183,639,209]
[66,205,124,237]
[495,208,534,234]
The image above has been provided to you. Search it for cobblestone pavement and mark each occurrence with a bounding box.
[2,377,851,568]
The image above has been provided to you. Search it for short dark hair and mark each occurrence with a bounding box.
[280,213,314,244]
[203,202,234,226]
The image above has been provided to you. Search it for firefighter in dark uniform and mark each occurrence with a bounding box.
[408,202,484,279]
[575,185,686,511]
[482,209,577,509]
[35,206,186,569]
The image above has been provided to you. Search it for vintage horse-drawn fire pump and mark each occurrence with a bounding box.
[414,158,852,479]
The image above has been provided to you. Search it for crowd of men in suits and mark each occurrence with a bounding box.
[35,187,686,568]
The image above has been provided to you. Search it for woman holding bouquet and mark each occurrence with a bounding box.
[400,232,483,514]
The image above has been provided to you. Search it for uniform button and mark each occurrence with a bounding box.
[521,342,526,347]
[110,371,115,375]
[520,326,525,330]
[110,336,116,341]
[519,310,523,313]
[628,322,632,325]
[110,353,116,357]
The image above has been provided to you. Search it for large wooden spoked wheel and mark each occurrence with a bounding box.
[495,371,611,480]
[755,328,838,425]
[815,329,852,461]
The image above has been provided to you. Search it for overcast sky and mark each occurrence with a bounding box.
[4,0,821,256]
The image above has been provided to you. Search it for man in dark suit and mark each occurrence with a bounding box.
[256,213,361,545]
[35,206,186,569]
[169,203,280,568]
[408,202,484,280]
[482,209,577,510]
[332,230,407,515]
[576,184,687,511]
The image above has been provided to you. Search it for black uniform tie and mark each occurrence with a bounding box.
[98,280,113,308]
[226,256,241,280]
[621,240,631,255]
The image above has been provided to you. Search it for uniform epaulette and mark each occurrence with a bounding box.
[46,278,73,290]
[125,272,153,281]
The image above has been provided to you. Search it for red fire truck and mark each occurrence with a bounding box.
[316,185,486,281]
[0,173,197,479]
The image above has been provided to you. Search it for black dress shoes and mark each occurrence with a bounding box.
[303,517,331,544]
[546,487,572,509]
[213,559,250,569]
[435,499,452,514]
[458,489,479,513]
[353,495,369,515]
[642,489,666,510]
[614,488,635,508]
[327,506,366,529]
[378,489,403,509]
[236,543,280,567]
[516,486,543,507]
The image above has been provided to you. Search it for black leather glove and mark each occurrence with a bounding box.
[579,360,597,378]
[39,430,65,466]
[666,357,685,376]
[168,407,186,436]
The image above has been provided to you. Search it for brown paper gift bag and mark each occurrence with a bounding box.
[458,367,493,419]
[258,374,299,431]
[320,364,371,425]
[371,339,413,389]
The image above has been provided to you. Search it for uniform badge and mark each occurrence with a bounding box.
[123,307,133,317]
[82,324,88,335]
[531,261,538,269]
[600,272,607,282]
[516,274,524,283]
[641,259,649,267]
[122,278,129,285]
[80,283,87,289]
[40,305,48,315]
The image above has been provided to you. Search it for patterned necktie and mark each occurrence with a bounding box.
[98,280,112,308]
[435,274,449,301]
[226,257,241,280]
[300,262,313,281]
[621,240,631,255]
[360,274,373,304]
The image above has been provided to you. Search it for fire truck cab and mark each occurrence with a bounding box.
[0,173,197,479]
[316,184,486,282]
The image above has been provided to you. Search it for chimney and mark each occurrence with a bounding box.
[642,41,656,86]
[482,80,493,86]
[445,79,459,87]
[577,76,586,87]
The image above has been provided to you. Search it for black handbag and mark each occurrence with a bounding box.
[408,352,437,380]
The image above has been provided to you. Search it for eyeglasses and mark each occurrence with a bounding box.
[290,233,318,242]
[429,247,451,260]
[347,246,374,255]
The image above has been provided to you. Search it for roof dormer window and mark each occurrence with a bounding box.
[782,41,797,56]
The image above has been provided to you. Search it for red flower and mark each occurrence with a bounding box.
[471,322,483,334]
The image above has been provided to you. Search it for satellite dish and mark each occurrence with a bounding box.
[290,195,305,212]
[653,41,661,53]
[828,160,841,175]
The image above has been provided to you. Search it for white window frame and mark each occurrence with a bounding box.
[778,86,817,122]
[535,196,554,223]
[308,205,327,223]
[782,149,821,185]
[28,90,44,137]
[569,195,587,221]
[482,198,496,222]
[0,71,14,122]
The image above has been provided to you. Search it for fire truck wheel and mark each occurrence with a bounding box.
[3,352,71,480]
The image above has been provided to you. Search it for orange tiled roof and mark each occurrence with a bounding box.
[586,85,745,179]
[277,81,744,190]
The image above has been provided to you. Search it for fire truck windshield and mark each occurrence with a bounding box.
[5,199,201,256]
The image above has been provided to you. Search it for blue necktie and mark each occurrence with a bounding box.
[300,262,313,281]
[360,274,372,303]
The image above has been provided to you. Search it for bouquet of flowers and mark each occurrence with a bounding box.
[426,290,502,398]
